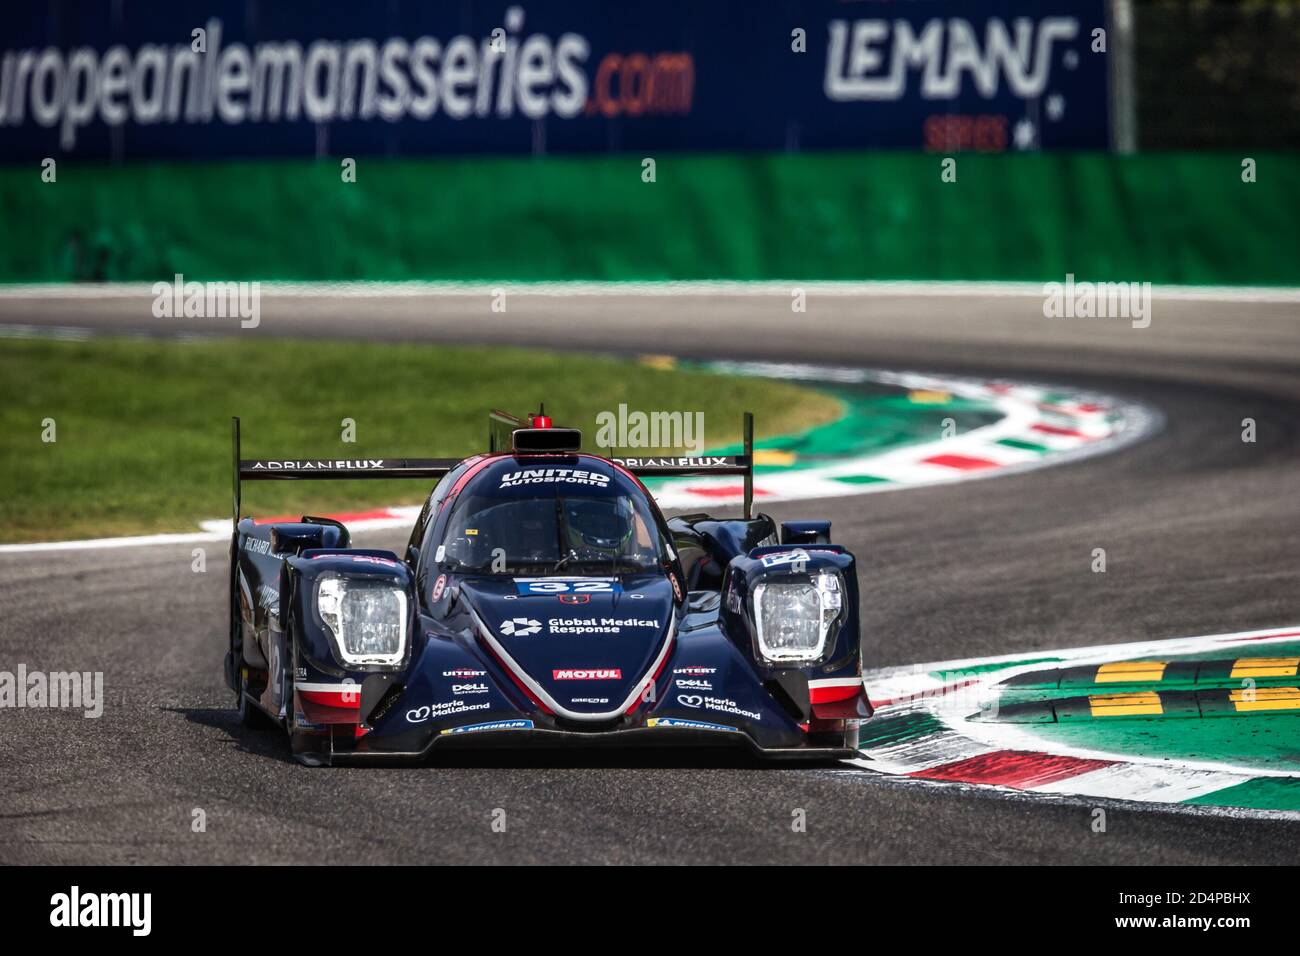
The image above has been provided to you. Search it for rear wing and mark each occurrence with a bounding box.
[231,417,457,525]
[611,412,754,519]
[232,409,755,525]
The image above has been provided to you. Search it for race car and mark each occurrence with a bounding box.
[225,408,871,765]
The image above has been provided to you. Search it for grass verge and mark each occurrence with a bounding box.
[0,336,841,542]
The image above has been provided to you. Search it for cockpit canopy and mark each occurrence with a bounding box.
[436,456,672,576]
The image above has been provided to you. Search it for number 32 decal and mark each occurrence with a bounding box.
[514,579,623,595]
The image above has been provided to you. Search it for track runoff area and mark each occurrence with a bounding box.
[0,358,1155,551]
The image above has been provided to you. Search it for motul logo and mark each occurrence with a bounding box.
[552,668,622,680]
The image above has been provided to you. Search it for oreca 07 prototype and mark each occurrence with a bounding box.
[226,409,870,765]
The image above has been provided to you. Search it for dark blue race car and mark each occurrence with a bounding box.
[225,409,871,765]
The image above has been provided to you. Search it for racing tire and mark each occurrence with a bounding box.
[842,720,861,752]
[236,665,278,731]
[290,730,332,767]
[282,642,332,770]
[232,599,277,731]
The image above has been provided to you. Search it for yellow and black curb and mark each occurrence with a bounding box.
[1000,657,1300,690]
[983,685,1300,723]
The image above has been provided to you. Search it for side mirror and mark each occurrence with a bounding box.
[271,522,348,555]
[780,520,832,545]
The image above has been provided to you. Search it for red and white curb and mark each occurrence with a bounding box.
[0,507,424,554]
[851,625,1300,817]
[650,364,1157,510]
[202,507,422,537]
[0,363,1155,554]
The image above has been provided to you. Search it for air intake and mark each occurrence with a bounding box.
[511,427,582,453]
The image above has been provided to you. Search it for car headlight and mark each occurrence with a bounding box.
[752,570,842,663]
[316,574,408,666]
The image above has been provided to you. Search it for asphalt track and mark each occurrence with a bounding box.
[1,288,1299,864]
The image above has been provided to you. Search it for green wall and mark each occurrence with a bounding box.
[2,151,1296,285]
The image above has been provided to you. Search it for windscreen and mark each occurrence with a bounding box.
[438,466,668,576]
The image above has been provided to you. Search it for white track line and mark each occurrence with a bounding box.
[0,280,1298,302]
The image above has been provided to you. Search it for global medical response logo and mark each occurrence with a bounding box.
[546,617,659,635]
[499,618,542,636]
[499,468,609,488]
[553,668,622,680]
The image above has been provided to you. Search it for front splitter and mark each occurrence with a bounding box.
[327,725,854,765]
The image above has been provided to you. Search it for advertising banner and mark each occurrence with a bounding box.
[0,0,1110,161]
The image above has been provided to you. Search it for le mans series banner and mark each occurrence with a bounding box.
[0,0,1110,161]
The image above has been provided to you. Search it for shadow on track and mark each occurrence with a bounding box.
[169,706,844,771]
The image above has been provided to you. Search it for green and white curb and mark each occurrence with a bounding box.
[646,361,1157,510]
[854,625,1300,816]
[0,361,1157,552]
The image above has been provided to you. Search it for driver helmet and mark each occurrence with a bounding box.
[564,498,633,553]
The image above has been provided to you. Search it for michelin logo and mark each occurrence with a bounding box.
[647,717,737,733]
[440,719,534,735]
